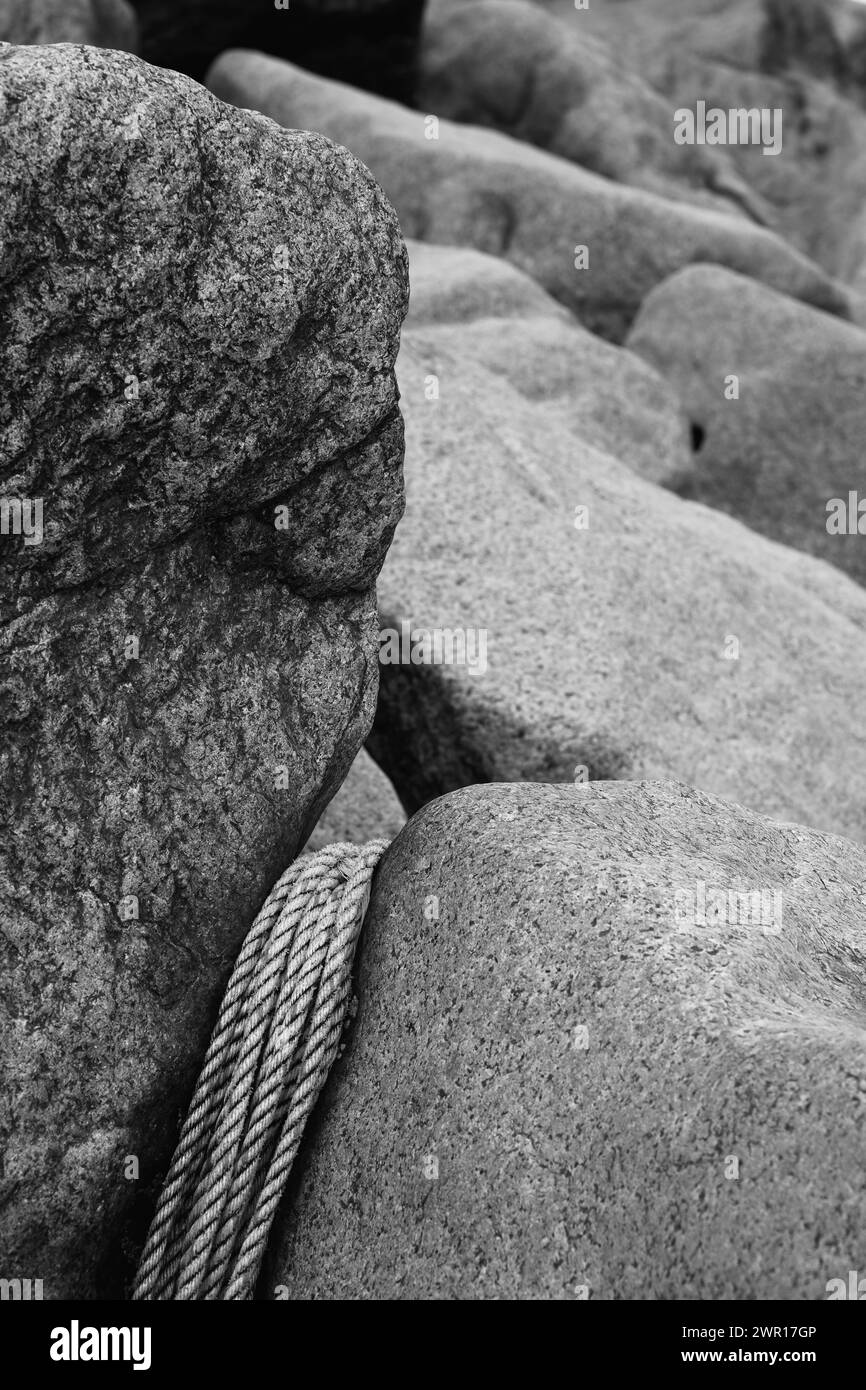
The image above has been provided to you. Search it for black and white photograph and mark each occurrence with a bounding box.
[2,0,866,1362]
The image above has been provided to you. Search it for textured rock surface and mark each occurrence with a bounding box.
[0,43,407,1299]
[264,780,866,1299]
[535,0,866,289]
[405,240,689,483]
[626,264,866,586]
[661,54,866,290]
[539,0,866,122]
[363,253,866,843]
[304,751,406,852]
[207,48,849,342]
[419,0,763,219]
[133,0,424,99]
[0,0,137,48]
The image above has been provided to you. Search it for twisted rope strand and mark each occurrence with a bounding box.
[132,838,388,1301]
[195,892,337,1299]
[174,890,334,1301]
[131,860,310,1300]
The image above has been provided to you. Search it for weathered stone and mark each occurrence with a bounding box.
[133,0,424,100]
[363,246,866,842]
[626,263,866,587]
[405,239,689,483]
[304,750,406,853]
[0,0,137,49]
[419,0,764,220]
[207,48,849,342]
[662,55,866,290]
[0,42,407,1299]
[264,780,866,1300]
[543,0,866,289]
[761,0,849,81]
[848,3,866,103]
[540,0,849,84]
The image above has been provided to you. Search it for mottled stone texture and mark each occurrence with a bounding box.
[627,264,866,587]
[133,0,425,101]
[208,48,849,343]
[0,43,407,1298]
[404,239,690,482]
[0,0,137,49]
[364,238,866,844]
[265,781,866,1300]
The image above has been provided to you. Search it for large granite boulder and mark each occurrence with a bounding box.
[0,0,137,48]
[264,780,866,1299]
[207,48,849,342]
[0,42,407,1299]
[363,239,866,843]
[419,0,765,220]
[626,263,866,587]
[542,0,866,289]
[660,54,866,291]
[133,0,425,100]
[405,241,689,481]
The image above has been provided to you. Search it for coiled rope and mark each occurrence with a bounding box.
[132,838,389,1301]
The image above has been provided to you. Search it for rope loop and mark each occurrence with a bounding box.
[133,838,389,1301]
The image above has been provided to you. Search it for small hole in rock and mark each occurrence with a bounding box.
[690,422,706,453]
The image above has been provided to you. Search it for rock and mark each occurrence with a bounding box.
[548,0,866,288]
[419,0,765,221]
[207,48,849,342]
[264,779,866,1299]
[0,42,407,1298]
[133,0,424,100]
[362,248,866,843]
[848,4,866,101]
[304,751,406,852]
[542,0,848,85]
[661,54,866,289]
[761,0,849,81]
[625,264,866,587]
[0,0,138,48]
[405,239,689,482]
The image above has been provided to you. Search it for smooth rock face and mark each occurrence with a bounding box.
[206,48,849,342]
[363,240,866,843]
[539,0,848,83]
[419,0,763,219]
[133,0,424,100]
[304,750,406,852]
[626,264,866,586]
[405,240,689,483]
[0,0,138,48]
[0,43,407,1298]
[264,780,866,1300]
